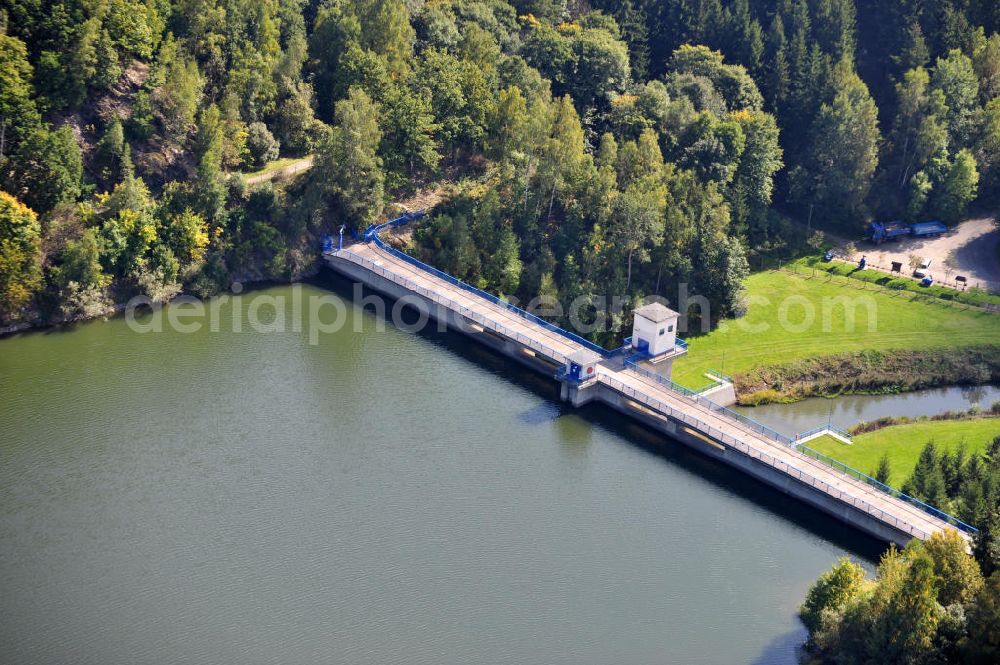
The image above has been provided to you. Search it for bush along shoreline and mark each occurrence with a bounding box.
[736,347,1000,405]
[0,268,319,338]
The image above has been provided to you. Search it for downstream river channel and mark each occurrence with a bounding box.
[736,385,1000,438]
[0,276,884,665]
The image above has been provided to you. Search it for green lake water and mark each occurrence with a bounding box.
[0,275,882,665]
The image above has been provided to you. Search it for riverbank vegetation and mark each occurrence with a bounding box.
[801,531,1000,665]
[735,346,1000,404]
[850,401,1000,435]
[1,1,999,339]
[810,415,1000,486]
[670,269,1000,395]
[803,425,1000,665]
[802,432,1000,664]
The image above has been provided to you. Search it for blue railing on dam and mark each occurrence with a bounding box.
[621,352,977,535]
[624,354,795,447]
[365,214,612,358]
[796,445,978,535]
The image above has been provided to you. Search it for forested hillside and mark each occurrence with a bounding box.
[0,1,997,332]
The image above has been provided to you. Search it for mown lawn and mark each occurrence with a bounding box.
[808,418,1000,486]
[671,270,1000,388]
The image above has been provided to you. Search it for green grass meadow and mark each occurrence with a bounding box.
[671,270,1000,388]
[808,418,1000,486]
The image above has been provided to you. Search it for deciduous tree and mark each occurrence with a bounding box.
[0,191,41,320]
[316,87,385,231]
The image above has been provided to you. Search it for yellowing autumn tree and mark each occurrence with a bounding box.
[0,191,42,321]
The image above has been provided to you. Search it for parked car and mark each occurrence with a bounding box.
[823,250,834,262]
[921,275,934,287]
[913,258,932,278]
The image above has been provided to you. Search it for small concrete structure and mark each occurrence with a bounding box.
[560,349,603,406]
[698,380,738,407]
[632,303,680,358]
[565,349,600,383]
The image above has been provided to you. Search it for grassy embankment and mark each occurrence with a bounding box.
[671,269,1000,402]
[808,418,1000,486]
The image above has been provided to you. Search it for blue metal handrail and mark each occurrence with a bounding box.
[600,373,936,539]
[796,445,978,534]
[622,353,977,534]
[624,354,795,447]
[690,378,726,394]
[705,367,732,382]
[366,213,613,358]
[363,211,425,241]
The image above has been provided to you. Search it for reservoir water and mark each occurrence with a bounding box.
[0,276,882,665]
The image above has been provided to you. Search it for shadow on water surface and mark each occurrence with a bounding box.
[516,402,562,425]
[750,628,809,665]
[2,278,295,340]
[316,268,887,563]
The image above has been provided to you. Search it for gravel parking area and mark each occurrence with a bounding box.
[850,217,1000,292]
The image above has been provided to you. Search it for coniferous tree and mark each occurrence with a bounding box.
[904,442,948,507]
[874,453,892,485]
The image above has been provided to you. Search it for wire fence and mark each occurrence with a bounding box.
[835,255,987,292]
[778,263,1000,314]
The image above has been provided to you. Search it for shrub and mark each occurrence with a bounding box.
[245,122,280,169]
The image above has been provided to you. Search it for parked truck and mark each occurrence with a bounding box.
[868,220,947,244]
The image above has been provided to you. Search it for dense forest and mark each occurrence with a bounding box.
[0,0,998,336]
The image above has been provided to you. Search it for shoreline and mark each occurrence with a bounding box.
[735,377,1000,406]
[5,272,998,412]
[0,274,308,338]
[735,346,1000,406]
